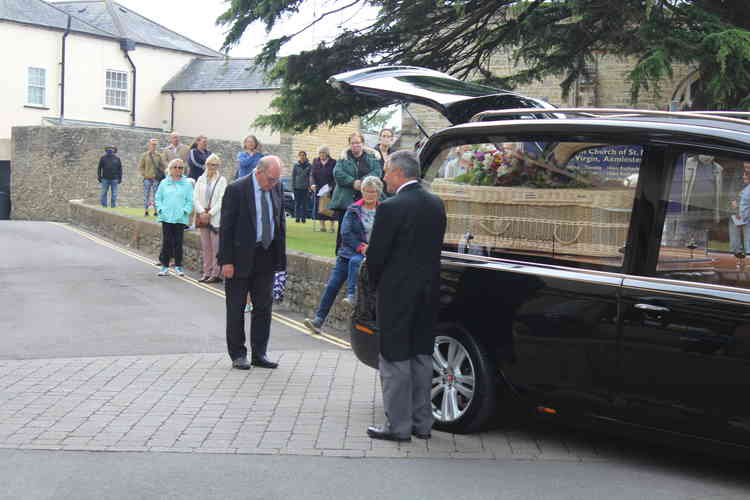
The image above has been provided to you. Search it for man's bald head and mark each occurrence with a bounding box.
[256,155,283,191]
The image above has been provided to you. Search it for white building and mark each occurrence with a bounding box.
[0,0,286,166]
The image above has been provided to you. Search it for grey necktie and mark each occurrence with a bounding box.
[261,190,272,249]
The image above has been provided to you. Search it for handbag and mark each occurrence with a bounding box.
[273,271,287,303]
[318,191,334,217]
[197,177,220,228]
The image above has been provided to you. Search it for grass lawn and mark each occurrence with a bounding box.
[109,206,337,258]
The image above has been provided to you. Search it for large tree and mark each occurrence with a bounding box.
[217,0,750,132]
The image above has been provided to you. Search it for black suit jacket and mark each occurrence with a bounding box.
[218,173,286,278]
[366,182,447,361]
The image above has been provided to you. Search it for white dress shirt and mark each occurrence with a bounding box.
[396,179,419,195]
[252,169,275,243]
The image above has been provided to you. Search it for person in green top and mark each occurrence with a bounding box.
[330,131,382,252]
[139,138,167,216]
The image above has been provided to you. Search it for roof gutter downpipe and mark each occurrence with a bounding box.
[170,92,176,132]
[60,14,72,123]
[121,42,136,127]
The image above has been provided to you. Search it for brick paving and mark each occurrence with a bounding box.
[0,350,628,461]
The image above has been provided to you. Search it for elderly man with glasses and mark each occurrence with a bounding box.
[219,156,287,370]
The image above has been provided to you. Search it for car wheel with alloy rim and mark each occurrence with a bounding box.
[431,326,498,434]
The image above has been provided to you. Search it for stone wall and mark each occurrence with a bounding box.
[289,119,362,162]
[11,126,292,221]
[68,200,353,333]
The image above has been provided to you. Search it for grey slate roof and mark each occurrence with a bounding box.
[43,116,162,132]
[0,0,114,37]
[162,58,280,93]
[53,1,222,57]
[0,0,222,57]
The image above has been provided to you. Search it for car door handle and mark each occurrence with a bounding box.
[634,303,670,313]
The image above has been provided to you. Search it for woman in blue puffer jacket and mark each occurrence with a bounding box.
[304,175,383,334]
[155,158,193,277]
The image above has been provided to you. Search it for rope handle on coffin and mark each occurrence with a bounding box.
[553,225,584,245]
[478,220,513,236]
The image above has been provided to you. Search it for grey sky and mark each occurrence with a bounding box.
[106,0,376,57]
[97,0,399,130]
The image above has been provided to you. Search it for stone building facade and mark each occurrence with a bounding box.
[288,120,362,163]
[11,126,292,221]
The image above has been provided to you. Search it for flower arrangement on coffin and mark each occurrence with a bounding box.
[453,144,602,188]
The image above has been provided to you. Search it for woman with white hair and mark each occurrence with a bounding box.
[310,145,337,232]
[304,175,383,334]
[155,158,193,276]
[194,153,228,283]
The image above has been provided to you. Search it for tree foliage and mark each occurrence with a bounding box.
[217,0,750,132]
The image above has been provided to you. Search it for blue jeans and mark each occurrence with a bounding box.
[729,218,750,255]
[100,179,118,207]
[143,178,159,209]
[314,254,364,322]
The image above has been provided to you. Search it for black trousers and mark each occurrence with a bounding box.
[294,189,309,221]
[225,246,275,361]
[160,222,185,266]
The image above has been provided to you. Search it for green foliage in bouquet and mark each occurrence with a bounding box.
[451,145,599,188]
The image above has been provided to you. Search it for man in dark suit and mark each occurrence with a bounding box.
[218,155,286,370]
[365,150,447,441]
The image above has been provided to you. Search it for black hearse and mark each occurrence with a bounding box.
[330,66,750,457]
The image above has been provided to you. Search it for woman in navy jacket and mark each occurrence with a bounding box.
[304,176,383,333]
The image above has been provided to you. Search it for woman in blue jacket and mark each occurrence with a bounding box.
[304,176,383,334]
[156,159,193,276]
[236,135,264,179]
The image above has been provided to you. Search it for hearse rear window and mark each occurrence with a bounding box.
[424,140,644,269]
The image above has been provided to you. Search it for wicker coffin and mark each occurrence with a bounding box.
[431,180,635,257]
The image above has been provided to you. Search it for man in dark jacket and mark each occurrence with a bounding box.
[97,146,122,207]
[365,150,447,442]
[291,151,312,223]
[218,156,287,370]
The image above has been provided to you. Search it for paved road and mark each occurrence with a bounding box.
[0,221,343,359]
[1,221,748,500]
[2,449,748,500]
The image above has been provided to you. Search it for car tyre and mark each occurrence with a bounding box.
[431,325,497,434]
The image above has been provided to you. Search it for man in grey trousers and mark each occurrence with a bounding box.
[364,150,447,442]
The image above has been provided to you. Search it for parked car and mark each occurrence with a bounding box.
[333,66,750,458]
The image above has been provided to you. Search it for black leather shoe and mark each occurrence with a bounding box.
[412,430,431,440]
[251,355,278,369]
[367,426,411,442]
[232,357,251,370]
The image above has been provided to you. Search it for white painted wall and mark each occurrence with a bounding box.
[1,20,198,160]
[163,90,281,145]
[62,34,195,129]
[1,22,62,159]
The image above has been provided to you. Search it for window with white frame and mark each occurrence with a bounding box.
[105,70,128,108]
[27,67,46,106]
